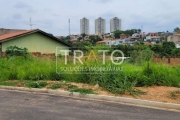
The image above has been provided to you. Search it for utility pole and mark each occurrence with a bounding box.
[68,19,71,37]
[141,26,143,41]
[29,18,36,30]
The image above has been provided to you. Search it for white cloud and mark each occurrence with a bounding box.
[0,0,180,35]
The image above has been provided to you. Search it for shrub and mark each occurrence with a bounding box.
[6,46,29,58]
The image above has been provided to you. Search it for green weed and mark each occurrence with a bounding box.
[50,83,62,89]
[27,81,47,88]
[70,88,95,94]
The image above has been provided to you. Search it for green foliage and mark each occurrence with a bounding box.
[49,72,64,81]
[68,85,78,90]
[28,81,47,88]
[130,48,154,64]
[0,81,18,86]
[50,83,62,89]
[136,62,180,87]
[6,46,29,58]
[0,57,57,81]
[0,56,180,95]
[59,36,73,45]
[151,42,178,57]
[171,48,180,56]
[73,41,93,52]
[113,29,141,38]
[161,42,175,56]
[89,35,102,45]
[151,44,162,56]
[70,88,95,94]
[113,44,134,57]
[174,27,180,32]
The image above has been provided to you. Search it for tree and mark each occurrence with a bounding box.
[113,29,142,39]
[174,27,180,32]
[171,48,180,56]
[162,42,175,56]
[6,46,29,58]
[89,35,102,45]
[81,33,87,41]
[113,30,123,38]
[151,44,162,55]
[60,36,73,45]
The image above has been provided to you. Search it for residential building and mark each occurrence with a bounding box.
[110,17,121,33]
[80,17,89,34]
[167,34,180,48]
[96,39,115,46]
[95,17,106,35]
[0,29,71,57]
[144,32,160,42]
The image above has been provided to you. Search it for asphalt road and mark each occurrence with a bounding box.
[0,89,179,120]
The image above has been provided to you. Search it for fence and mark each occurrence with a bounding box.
[153,57,180,66]
[1,52,56,59]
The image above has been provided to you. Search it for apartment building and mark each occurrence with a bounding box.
[95,17,106,35]
[110,17,121,33]
[80,17,90,34]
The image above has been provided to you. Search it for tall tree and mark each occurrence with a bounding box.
[162,42,175,56]
[174,27,180,32]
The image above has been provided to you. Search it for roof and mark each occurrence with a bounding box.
[0,29,71,47]
[96,40,109,44]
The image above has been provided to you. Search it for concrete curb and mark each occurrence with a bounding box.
[0,85,180,111]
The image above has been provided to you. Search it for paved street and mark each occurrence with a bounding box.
[0,89,179,120]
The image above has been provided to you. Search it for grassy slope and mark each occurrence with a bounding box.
[0,57,179,94]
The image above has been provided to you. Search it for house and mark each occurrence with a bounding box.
[0,29,71,57]
[167,34,180,48]
[144,32,160,42]
[96,39,115,46]
[114,38,131,45]
[175,42,180,48]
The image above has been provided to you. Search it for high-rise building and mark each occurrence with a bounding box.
[110,17,121,33]
[80,17,89,34]
[95,17,106,35]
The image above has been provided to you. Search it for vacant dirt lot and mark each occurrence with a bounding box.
[47,82,180,104]
[11,80,180,104]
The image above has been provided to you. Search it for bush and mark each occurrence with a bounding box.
[135,62,180,87]
[6,46,29,58]
[130,48,154,64]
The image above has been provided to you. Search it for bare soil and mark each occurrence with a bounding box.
[11,80,180,104]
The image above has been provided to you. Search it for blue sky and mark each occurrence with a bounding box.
[0,0,180,36]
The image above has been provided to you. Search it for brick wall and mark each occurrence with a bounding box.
[1,52,56,59]
[153,57,180,66]
[30,52,55,59]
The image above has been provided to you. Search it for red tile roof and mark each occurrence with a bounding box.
[0,29,71,46]
[96,40,108,44]
[0,29,37,42]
